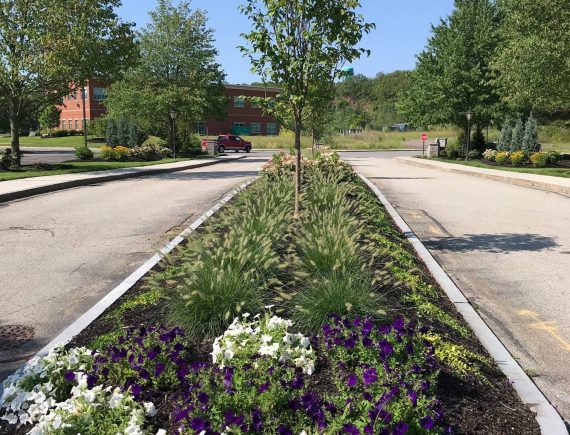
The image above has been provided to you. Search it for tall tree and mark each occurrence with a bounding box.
[398,0,503,135]
[61,0,137,148]
[0,0,70,165]
[493,0,570,113]
[38,105,61,133]
[105,0,226,145]
[240,0,373,216]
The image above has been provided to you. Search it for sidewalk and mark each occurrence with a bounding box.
[0,155,246,203]
[398,156,570,197]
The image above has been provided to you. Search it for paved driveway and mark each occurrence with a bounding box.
[343,152,570,422]
[0,153,272,381]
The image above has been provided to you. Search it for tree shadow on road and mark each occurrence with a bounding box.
[146,170,260,181]
[424,233,559,254]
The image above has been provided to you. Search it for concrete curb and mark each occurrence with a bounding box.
[0,156,246,204]
[357,173,568,434]
[397,156,570,197]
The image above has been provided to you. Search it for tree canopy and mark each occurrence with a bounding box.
[105,0,227,143]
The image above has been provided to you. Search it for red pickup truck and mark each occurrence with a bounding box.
[201,134,252,153]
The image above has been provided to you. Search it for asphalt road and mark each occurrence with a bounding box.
[344,152,570,422]
[20,150,77,165]
[0,152,273,381]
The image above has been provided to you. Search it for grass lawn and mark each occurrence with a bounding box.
[434,157,570,178]
[0,135,105,148]
[0,158,195,182]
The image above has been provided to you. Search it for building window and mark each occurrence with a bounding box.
[93,87,107,101]
[194,121,207,135]
[70,91,77,101]
[250,123,261,134]
[234,96,245,108]
[252,102,260,109]
[232,122,247,135]
[75,120,79,130]
[61,120,66,130]
[266,123,278,135]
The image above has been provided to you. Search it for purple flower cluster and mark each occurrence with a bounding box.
[91,325,192,401]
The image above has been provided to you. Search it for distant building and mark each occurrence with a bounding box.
[390,123,410,132]
[57,82,281,136]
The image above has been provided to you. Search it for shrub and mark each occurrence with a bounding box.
[510,150,526,167]
[129,143,171,161]
[522,114,540,153]
[100,145,115,160]
[467,149,480,159]
[51,129,69,137]
[75,146,94,160]
[472,127,485,153]
[88,116,107,138]
[510,118,524,151]
[497,117,512,151]
[106,116,147,148]
[530,151,548,167]
[1,148,14,169]
[113,145,130,161]
[68,129,78,136]
[482,149,496,161]
[546,150,561,164]
[106,118,119,147]
[495,151,510,165]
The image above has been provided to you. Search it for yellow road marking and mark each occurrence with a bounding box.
[519,309,570,351]
[428,225,442,235]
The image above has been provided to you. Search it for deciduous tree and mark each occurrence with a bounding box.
[240,0,374,216]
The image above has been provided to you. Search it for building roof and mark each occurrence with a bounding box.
[225,84,282,93]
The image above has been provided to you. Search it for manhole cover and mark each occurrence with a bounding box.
[0,325,35,351]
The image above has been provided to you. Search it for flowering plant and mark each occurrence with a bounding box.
[482,149,496,161]
[212,312,315,375]
[92,325,192,402]
[28,374,160,435]
[0,345,93,426]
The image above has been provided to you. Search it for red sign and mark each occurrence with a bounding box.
[421,133,428,141]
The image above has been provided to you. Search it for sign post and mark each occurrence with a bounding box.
[421,133,428,156]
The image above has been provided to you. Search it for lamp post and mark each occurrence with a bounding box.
[465,109,474,160]
[170,108,178,159]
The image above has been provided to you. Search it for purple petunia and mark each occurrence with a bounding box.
[197,391,209,404]
[276,424,293,435]
[64,371,75,382]
[291,376,304,390]
[224,410,244,426]
[343,423,360,434]
[379,339,393,359]
[393,317,406,333]
[155,362,166,377]
[362,368,378,386]
[344,337,356,349]
[347,373,357,387]
[223,368,234,388]
[420,416,435,429]
[362,318,374,335]
[362,336,373,347]
[189,416,207,431]
[393,421,409,435]
[130,383,142,399]
[408,390,417,407]
[258,381,270,393]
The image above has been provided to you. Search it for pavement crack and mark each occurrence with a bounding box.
[0,226,55,238]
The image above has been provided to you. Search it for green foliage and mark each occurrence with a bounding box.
[105,117,147,148]
[106,118,119,148]
[0,148,14,169]
[158,177,294,339]
[74,146,94,161]
[510,118,524,151]
[493,0,570,111]
[510,150,526,167]
[51,129,69,138]
[106,0,226,142]
[546,150,561,164]
[522,114,540,153]
[398,0,503,131]
[472,127,486,153]
[497,117,512,151]
[87,117,107,138]
[495,151,510,165]
[129,143,172,161]
[530,151,549,167]
[39,105,61,131]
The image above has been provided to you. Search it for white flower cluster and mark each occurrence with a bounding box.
[483,149,497,161]
[0,345,92,426]
[212,313,315,375]
[28,374,158,435]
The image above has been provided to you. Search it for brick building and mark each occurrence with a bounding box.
[58,82,281,136]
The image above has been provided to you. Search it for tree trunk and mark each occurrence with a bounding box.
[9,116,21,167]
[294,119,302,219]
[82,86,88,148]
[311,128,316,154]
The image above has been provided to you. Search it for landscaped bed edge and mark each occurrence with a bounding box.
[357,173,567,434]
[0,176,258,397]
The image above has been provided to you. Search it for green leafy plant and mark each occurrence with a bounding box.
[495,151,510,165]
[75,146,94,160]
[530,151,548,167]
[510,150,526,167]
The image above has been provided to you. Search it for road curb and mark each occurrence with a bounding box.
[397,156,570,197]
[0,176,258,395]
[0,156,246,204]
[358,173,568,435]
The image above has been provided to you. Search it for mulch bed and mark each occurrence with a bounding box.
[1,178,542,435]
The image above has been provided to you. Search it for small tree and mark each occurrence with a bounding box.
[240,0,374,217]
[522,113,540,153]
[497,117,512,151]
[117,117,130,146]
[127,119,148,147]
[472,127,486,152]
[39,106,61,134]
[510,117,524,151]
[106,118,119,147]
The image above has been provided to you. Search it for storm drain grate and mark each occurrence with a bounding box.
[0,325,35,351]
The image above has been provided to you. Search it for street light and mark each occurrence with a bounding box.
[170,108,178,159]
[465,109,475,161]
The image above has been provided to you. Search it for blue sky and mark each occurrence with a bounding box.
[117,0,454,84]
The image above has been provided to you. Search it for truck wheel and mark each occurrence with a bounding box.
[245,146,251,153]
[218,145,225,154]
[235,149,239,153]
